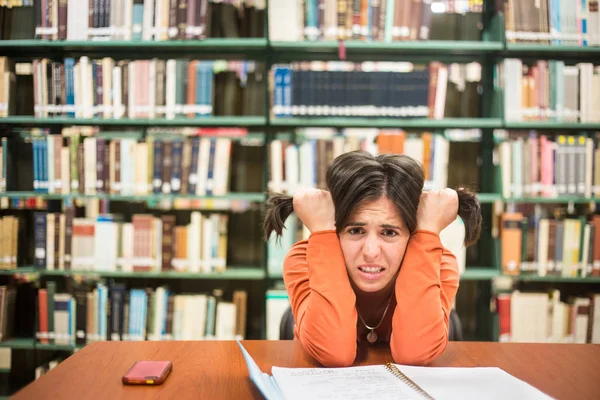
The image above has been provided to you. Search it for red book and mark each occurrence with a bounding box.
[38,289,49,344]
[496,294,511,342]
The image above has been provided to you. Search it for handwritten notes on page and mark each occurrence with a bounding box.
[271,365,419,400]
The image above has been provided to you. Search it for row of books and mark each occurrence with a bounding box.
[270,0,483,42]
[6,57,264,119]
[502,0,600,46]
[33,211,229,273]
[502,60,600,123]
[496,290,600,344]
[271,61,480,118]
[36,282,248,346]
[496,132,600,199]
[35,358,62,381]
[2,134,234,197]
[500,210,600,277]
[28,0,265,41]
[267,129,450,194]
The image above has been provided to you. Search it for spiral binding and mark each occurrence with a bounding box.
[384,363,435,400]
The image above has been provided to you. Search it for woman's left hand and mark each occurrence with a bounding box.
[415,188,458,235]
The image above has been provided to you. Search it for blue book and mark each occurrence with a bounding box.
[206,139,216,196]
[188,138,200,194]
[273,67,284,118]
[33,212,47,269]
[64,58,76,117]
[32,139,39,192]
[367,0,373,41]
[40,139,48,193]
[152,140,163,194]
[549,0,561,45]
[162,290,169,338]
[205,62,214,116]
[132,0,144,41]
[282,68,292,118]
[170,139,184,194]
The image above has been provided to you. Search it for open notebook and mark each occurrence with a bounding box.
[237,341,554,400]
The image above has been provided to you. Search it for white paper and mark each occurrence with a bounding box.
[397,365,554,400]
[271,365,418,400]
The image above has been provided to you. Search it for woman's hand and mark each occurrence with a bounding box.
[416,188,459,235]
[293,188,336,233]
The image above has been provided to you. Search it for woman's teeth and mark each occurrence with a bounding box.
[359,266,384,273]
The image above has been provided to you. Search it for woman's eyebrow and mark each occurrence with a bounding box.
[345,222,403,230]
[381,224,402,230]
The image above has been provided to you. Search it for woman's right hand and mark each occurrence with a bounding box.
[293,188,336,233]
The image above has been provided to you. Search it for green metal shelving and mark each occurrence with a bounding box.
[270,118,503,129]
[0,191,266,203]
[461,268,500,280]
[39,268,266,280]
[0,116,267,127]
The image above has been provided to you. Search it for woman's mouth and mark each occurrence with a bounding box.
[358,265,385,280]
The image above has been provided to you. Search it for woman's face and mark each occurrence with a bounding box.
[339,196,410,294]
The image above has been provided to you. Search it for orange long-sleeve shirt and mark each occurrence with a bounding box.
[282,229,459,367]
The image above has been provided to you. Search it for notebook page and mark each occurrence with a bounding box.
[271,365,424,400]
[397,365,554,400]
[237,341,282,400]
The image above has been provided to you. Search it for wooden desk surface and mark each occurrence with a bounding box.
[12,341,600,400]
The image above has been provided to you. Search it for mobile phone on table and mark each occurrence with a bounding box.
[122,361,173,385]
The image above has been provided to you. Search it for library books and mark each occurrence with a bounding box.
[267,128,450,195]
[36,283,248,346]
[33,210,229,274]
[499,211,600,277]
[0,130,237,197]
[16,57,264,119]
[25,0,265,41]
[271,61,481,119]
[269,0,483,42]
[502,0,600,46]
[496,132,600,199]
[503,60,600,123]
[496,290,600,344]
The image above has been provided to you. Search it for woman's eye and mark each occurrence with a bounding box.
[348,228,363,235]
[382,229,398,238]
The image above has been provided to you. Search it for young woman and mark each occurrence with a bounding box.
[264,151,481,367]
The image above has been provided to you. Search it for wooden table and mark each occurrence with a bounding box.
[12,341,600,400]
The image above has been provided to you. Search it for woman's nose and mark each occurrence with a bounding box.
[362,234,381,260]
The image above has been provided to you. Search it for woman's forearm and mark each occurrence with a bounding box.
[390,230,459,366]
[283,230,359,367]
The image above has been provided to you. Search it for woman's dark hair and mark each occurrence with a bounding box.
[263,151,482,246]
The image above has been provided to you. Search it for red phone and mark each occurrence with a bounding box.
[122,361,173,385]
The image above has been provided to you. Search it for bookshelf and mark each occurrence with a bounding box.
[0,1,599,393]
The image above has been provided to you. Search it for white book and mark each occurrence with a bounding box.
[110,0,120,39]
[165,60,176,119]
[537,219,549,277]
[83,137,96,195]
[581,224,591,277]
[299,141,316,188]
[103,58,114,119]
[584,137,594,198]
[67,0,89,40]
[143,0,156,40]
[195,138,211,196]
[123,0,134,41]
[213,139,231,196]
[94,220,118,271]
[268,0,300,41]
[284,144,299,195]
[215,302,237,340]
[504,59,523,122]
[149,59,157,119]
[431,135,449,189]
[202,217,213,272]
[188,212,202,273]
[269,140,283,193]
[134,142,149,194]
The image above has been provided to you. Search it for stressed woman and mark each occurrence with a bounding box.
[263,151,482,367]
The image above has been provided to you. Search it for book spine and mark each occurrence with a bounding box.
[34,212,47,269]
[58,0,68,39]
[178,0,188,39]
[170,139,183,194]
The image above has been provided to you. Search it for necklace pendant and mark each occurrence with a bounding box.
[367,330,378,343]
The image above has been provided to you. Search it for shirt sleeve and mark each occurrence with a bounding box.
[390,230,460,366]
[282,230,358,367]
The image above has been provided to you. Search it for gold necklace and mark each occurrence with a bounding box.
[357,295,393,343]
